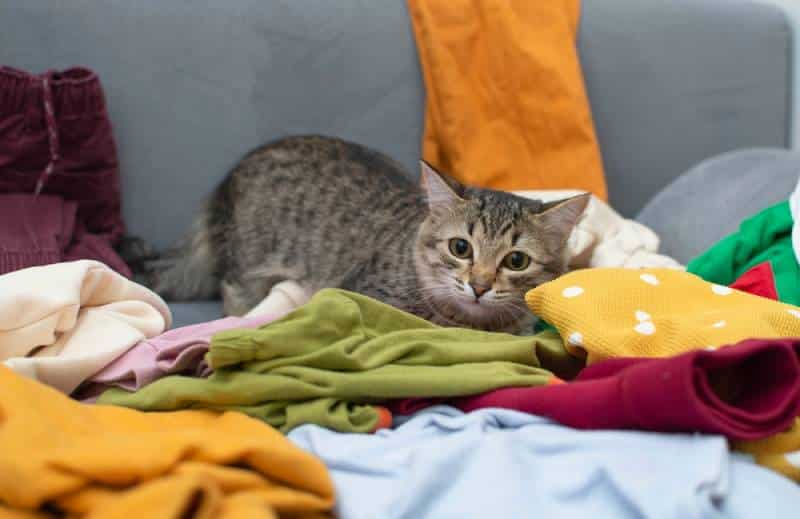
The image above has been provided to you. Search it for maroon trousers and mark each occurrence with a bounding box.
[0,66,129,276]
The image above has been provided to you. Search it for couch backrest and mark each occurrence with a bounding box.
[1,0,790,249]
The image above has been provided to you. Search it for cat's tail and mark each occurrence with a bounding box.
[118,213,220,301]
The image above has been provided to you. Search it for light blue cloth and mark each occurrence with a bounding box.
[289,407,800,519]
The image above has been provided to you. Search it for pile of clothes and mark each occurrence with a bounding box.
[2,241,800,516]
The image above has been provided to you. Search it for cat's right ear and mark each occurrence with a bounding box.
[420,160,464,208]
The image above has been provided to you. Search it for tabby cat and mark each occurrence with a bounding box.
[145,135,589,334]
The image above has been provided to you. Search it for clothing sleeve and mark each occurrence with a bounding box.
[686,202,792,284]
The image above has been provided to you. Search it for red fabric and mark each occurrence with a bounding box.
[389,338,800,441]
[730,262,779,301]
[0,66,128,275]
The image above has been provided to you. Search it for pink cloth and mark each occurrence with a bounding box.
[75,314,277,399]
[389,338,800,441]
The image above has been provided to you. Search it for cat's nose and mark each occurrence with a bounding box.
[472,284,490,298]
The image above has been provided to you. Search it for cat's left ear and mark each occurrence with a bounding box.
[534,193,591,249]
[420,160,465,207]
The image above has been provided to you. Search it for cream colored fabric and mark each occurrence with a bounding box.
[0,260,171,393]
[514,190,683,270]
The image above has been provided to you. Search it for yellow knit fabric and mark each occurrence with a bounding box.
[736,418,800,483]
[0,366,334,518]
[525,268,800,364]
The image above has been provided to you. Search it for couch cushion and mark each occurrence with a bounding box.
[1,0,789,247]
[169,301,224,329]
[636,148,800,263]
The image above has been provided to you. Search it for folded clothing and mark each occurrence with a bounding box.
[391,338,800,441]
[0,194,130,276]
[0,66,128,275]
[409,0,607,197]
[289,407,800,519]
[0,260,170,393]
[75,314,279,400]
[97,289,567,433]
[515,189,683,270]
[526,267,800,364]
[0,366,334,518]
[688,201,799,305]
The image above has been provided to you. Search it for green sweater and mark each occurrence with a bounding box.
[687,201,800,305]
[99,289,573,433]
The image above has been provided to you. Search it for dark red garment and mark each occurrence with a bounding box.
[0,194,131,276]
[730,262,779,301]
[389,338,800,441]
[0,66,128,275]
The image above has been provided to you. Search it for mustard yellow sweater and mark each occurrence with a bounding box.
[526,267,800,364]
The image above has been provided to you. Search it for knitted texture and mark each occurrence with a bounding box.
[526,267,800,364]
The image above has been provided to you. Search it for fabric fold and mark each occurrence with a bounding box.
[390,338,800,441]
[0,366,334,518]
[97,289,565,433]
[688,201,800,305]
[288,407,800,519]
[514,189,682,270]
[0,260,170,393]
[408,0,607,196]
[0,195,130,277]
[0,65,129,276]
[76,314,278,400]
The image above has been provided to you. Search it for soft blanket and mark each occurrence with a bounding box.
[0,366,334,518]
[0,260,170,393]
[97,289,566,433]
[288,407,800,519]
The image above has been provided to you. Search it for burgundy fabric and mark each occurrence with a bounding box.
[0,194,130,276]
[730,262,779,301]
[389,338,800,441]
[0,66,128,275]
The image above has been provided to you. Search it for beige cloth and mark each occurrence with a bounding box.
[244,280,310,319]
[514,190,683,270]
[0,260,171,393]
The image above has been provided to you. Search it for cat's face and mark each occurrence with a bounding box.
[413,162,589,332]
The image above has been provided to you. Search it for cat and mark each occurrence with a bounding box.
[141,135,589,334]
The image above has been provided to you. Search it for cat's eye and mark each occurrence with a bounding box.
[448,238,473,259]
[503,251,531,271]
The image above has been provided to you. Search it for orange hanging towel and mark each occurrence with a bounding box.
[0,367,334,518]
[408,0,607,199]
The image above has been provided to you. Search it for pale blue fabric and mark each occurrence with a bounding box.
[289,407,800,519]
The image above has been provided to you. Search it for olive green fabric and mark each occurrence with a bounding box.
[99,289,566,433]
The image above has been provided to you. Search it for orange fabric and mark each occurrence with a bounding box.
[0,367,334,518]
[409,0,607,199]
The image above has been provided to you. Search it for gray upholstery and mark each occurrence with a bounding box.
[636,148,800,264]
[580,0,791,216]
[0,0,793,326]
[170,301,224,329]
[1,0,791,248]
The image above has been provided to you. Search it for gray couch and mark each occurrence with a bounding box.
[2,0,797,327]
